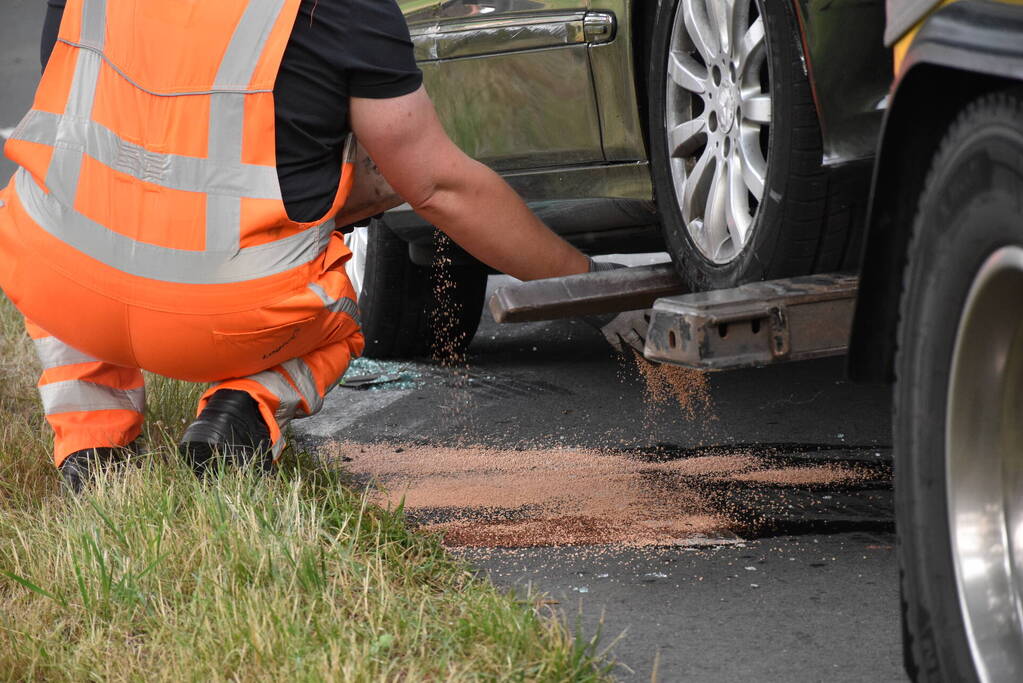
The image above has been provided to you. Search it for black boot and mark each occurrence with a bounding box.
[178,389,273,475]
[59,445,136,494]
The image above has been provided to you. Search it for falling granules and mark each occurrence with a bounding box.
[426,230,478,443]
[323,441,884,549]
[632,352,714,421]
[428,230,469,366]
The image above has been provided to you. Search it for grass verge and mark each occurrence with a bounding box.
[0,296,611,681]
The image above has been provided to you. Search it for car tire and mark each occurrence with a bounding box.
[345,220,487,360]
[895,89,1023,682]
[648,0,855,290]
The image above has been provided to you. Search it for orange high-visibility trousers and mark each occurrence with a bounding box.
[5,230,363,468]
[25,318,146,466]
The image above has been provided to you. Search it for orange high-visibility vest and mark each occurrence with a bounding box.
[1,0,354,314]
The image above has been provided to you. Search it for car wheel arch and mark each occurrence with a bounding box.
[629,0,658,160]
[847,63,1018,383]
[850,0,1023,383]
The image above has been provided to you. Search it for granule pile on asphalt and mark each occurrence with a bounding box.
[323,441,882,549]
[326,259,886,550]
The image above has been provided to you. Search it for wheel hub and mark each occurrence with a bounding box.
[717,82,737,133]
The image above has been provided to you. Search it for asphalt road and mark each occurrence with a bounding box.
[0,5,904,679]
[0,1,45,186]
[296,290,901,682]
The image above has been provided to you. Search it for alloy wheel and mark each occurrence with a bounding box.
[665,0,771,264]
[946,245,1023,681]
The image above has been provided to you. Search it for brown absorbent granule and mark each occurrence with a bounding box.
[632,353,713,421]
[641,454,759,476]
[728,463,870,486]
[326,441,880,549]
[427,514,730,548]
[429,231,471,366]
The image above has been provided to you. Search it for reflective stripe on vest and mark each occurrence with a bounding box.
[15,167,336,285]
[14,110,281,199]
[7,0,348,286]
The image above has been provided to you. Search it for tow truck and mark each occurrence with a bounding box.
[491,2,1023,680]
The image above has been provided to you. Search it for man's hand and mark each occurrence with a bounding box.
[596,310,650,354]
[582,259,650,354]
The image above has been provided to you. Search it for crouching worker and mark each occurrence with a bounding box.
[0,0,607,491]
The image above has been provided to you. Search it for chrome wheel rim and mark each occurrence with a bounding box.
[947,246,1023,681]
[665,0,770,264]
[344,226,369,299]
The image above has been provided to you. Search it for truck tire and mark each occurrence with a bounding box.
[648,0,859,290]
[895,89,1023,683]
[344,220,487,360]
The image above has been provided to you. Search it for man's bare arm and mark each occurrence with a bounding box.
[332,143,404,227]
[348,87,590,281]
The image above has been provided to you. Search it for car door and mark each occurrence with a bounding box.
[400,0,610,171]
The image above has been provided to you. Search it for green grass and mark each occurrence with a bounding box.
[0,296,612,681]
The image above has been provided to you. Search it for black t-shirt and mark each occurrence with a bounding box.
[42,0,423,222]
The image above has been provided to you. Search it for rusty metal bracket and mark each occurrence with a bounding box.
[489,263,687,323]
[644,273,859,370]
[768,306,790,360]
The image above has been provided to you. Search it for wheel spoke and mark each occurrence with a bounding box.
[704,159,730,258]
[668,50,707,93]
[738,129,766,200]
[739,16,765,67]
[742,94,772,124]
[681,146,715,223]
[726,148,752,247]
[668,118,706,158]
[682,0,718,62]
[726,0,751,61]
[705,0,732,57]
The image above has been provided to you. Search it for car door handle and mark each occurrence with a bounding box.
[411,11,616,61]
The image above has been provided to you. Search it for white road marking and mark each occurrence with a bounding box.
[0,127,15,140]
